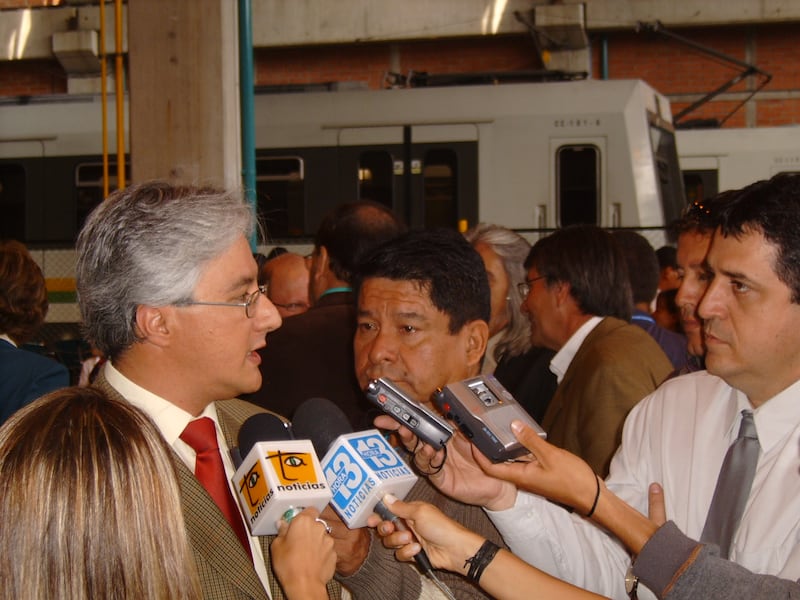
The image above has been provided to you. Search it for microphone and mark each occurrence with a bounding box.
[293,398,433,573]
[231,412,332,535]
[238,412,293,455]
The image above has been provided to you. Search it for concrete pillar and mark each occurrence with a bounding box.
[127,0,241,189]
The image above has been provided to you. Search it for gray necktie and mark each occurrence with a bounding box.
[700,409,760,559]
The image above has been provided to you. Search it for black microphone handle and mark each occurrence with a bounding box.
[374,499,434,575]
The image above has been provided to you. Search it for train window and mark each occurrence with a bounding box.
[683,170,718,204]
[0,164,26,240]
[557,145,599,227]
[255,156,305,240]
[75,162,131,233]
[423,149,458,229]
[358,151,393,210]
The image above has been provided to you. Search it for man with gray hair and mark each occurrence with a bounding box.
[464,223,556,422]
[76,181,341,600]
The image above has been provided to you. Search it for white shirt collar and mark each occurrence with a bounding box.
[750,377,800,455]
[104,360,221,446]
[549,316,603,384]
[0,333,17,347]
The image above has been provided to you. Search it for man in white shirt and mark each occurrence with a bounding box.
[75,181,344,600]
[410,173,800,599]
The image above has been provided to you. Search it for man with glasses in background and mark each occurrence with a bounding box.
[517,225,672,476]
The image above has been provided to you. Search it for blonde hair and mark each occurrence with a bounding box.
[0,387,201,600]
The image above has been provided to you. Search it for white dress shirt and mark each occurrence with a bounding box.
[104,362,273,597]
[487,370,800,599]
[549,316,602,383]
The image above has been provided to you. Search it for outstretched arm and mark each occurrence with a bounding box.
[476,420,658,554]
[376,495,607,600]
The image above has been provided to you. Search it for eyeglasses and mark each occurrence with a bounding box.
[178,285,267,318]
[517,276,546,298]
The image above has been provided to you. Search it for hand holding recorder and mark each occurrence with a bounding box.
[366,375,539,511]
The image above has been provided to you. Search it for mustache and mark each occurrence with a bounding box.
[680,305,700,321]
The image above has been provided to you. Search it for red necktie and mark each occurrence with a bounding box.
[181,417,253,559]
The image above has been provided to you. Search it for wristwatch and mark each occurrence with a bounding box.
[625,564,639,600]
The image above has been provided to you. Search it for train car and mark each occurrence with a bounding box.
[677,125,800,203]
[252,79,685,240]
[0,79,684,333]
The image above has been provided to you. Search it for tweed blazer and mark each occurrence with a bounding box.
[95,375,342,600]
[541,317,673,477]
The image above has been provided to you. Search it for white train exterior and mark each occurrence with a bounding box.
[0,79,685,328]
[676,126,800,204]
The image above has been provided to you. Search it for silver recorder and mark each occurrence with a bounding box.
[434,374,546,462]
[365,378,454,450]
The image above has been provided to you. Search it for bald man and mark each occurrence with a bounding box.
[260,252,310,318]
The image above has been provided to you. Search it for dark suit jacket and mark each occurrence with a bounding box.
[95,374,341,600]
[493,346,557,423]
[631,309,689,371]
[245,291,373,429]
[541,317,673,477]
[0,339,69,426]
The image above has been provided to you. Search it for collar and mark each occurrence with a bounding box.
[319,286,353,299]
[104,361,222,447]
[0,333,16,347]
[550,315,603,383]
[631,309,655,325]
[747,377,800,456]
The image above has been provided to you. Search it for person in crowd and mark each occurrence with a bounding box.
[519,225,672,475]
[670,197,725,372]
[0,385,203,600]
[652,288,682,333]
[464,223,556,422]
[333,227,506,599]
[266,246,288,261]
[0,239,69,425]
[259,251,311,318]
[75,181,341,600]
[388,173,800,598]
[612,230,688,370]
[655,245,680,293]
[245,200,406,428]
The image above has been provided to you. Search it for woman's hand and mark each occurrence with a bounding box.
[475,420,599,515]
[367,495,485,575]
[271,507,336,599]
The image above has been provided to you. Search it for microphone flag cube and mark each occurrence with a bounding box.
[233,440,332,535]
[321,429,418,528]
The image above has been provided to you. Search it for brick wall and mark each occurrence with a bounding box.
[591,23,798,126]
[256,35,542,90]
[0,58,66,97]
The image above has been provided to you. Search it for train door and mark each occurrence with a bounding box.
[337,124,478,231]
[549,138,606,227]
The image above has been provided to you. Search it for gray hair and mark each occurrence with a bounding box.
[464,223,532,361]
[76,181,255,360]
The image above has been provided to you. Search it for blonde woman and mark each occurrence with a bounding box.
[0,386,203,599]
